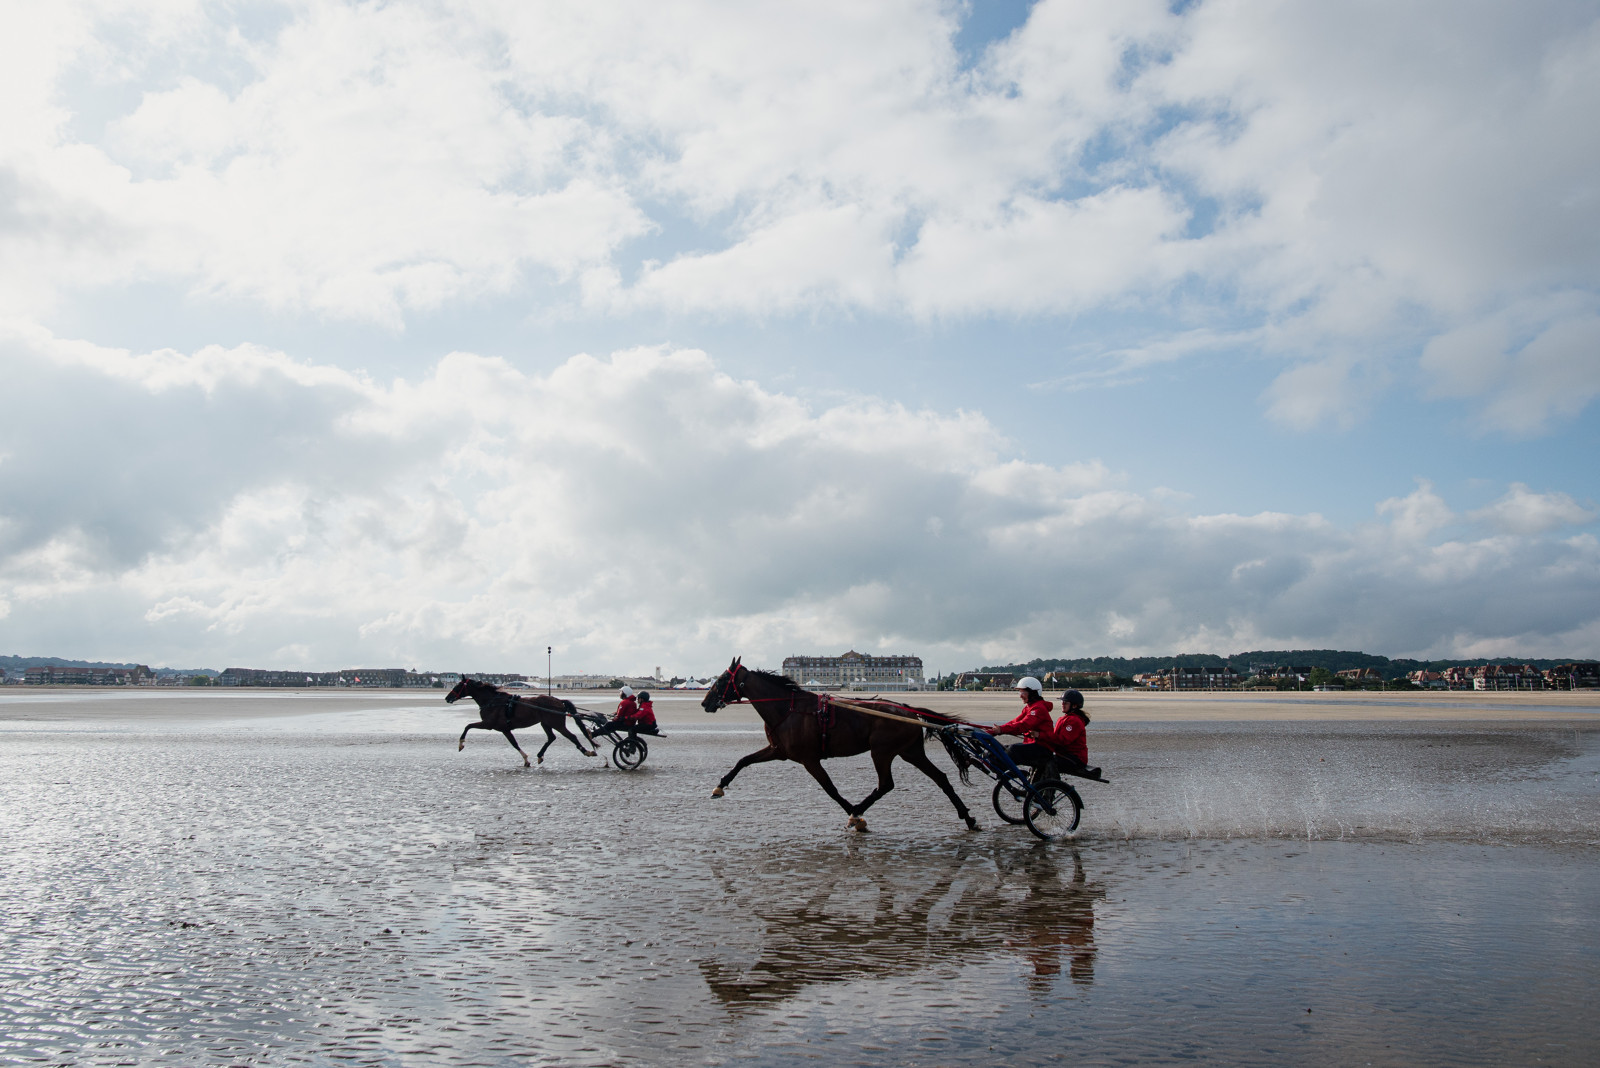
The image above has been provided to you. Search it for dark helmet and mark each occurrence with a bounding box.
[637,690,651,702]
[1062,689,1085,709]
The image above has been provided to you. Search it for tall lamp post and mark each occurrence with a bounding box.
[547,646,552,696]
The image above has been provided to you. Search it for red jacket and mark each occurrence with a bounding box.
[630,698,656,727]
[991,699,1054,743]
[615,695,639,721]
[1043,709,1088,766]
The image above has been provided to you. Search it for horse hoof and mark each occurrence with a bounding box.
[850,818,869,833]
[711,787,725,798]
[536,756,543,765]
[965,816,980,831]
[457,743,464,752]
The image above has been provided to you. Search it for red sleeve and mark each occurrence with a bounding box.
[1045,715,1088,764]
[992,702,1052,738]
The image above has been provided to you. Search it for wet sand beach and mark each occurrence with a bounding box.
[1,689,1596,1065]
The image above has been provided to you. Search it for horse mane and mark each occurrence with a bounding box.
[745,668,806,692]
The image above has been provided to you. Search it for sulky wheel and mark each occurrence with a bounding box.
[1023,779,1082,841]
[991,774,1029,824]
[613,736,647,770]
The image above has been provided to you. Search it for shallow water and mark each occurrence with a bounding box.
[1,698,1596,1065]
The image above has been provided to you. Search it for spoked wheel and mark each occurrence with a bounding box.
[1023,779,1082,841]
[992,774,1029,824]
[613,736,648,770]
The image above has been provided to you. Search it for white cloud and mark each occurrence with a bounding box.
[1420,298,1600,433]
[1,0,651,325]
[1377,480,1454,542]
[2,0,1592,434]
[1470,483,1595,536]
[2,332,1596,671]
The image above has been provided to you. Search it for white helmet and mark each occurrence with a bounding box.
[1015,676,1043,693]
[619,685,635,697]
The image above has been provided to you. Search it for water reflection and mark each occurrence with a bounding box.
[698,842,1104,1007]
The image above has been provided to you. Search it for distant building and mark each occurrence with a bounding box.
[218,667,444,687]
[220,668,339,687]
[784,650,925,691]
[955,672,1015,690]
[23,665,151,686]
[1043,671,1116,688]
[1133,666,1243,691]
[1471,664,1544,691]
[472,673,529,688]
[1250,665,1311,686]
[1544,663,1600,690]
[1336,668,1385,687]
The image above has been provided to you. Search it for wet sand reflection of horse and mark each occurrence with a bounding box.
[697,842,1104,1007]
[446,677,596,767]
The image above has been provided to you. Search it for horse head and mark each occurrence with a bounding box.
[445,677,473,704]
[701,657,743,714]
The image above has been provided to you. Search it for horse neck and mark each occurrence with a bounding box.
[469,684,504,713]
[742,677,811,723]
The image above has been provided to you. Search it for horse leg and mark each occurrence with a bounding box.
[799,759,861,829]
[459,722,487,751]
[536,725,558,765]
[844,749,900,831]
[571,715,596,747]
[711,745,780,797]
[551,718,596,757]
[501,729,531,768]
[900,744,979,830]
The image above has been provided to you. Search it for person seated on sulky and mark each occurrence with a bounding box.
[1043,689,1096,778]
[987,677,1056,776]
[622,690,658,733]
[594,685,639,738]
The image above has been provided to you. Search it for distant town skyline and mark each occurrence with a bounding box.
[2,2,1597,674]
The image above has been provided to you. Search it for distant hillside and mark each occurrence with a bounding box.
[975,649,1597,681]
[0,655,218,676]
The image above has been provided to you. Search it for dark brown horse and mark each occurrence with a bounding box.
[447,677,596,767]
[701,657,977,832]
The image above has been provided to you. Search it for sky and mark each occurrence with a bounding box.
[1,0,1598,677]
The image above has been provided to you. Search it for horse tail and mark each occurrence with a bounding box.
[564,700,596,743]
[932,727,974,786]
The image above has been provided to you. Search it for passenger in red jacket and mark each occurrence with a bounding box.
[987,677,1056,775]
[597,686,658,737]
[629,691,657,731]
[595,686,640,739]
[1043,690,1091,774]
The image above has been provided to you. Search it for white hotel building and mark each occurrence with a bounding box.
[781,650,926,692]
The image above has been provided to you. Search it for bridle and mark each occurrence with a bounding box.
[712,666,745,710]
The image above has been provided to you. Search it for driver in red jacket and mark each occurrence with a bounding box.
[986,677,1056,776]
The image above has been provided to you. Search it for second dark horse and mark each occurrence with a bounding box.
[702,658,977,832]
[447,677,597,767]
